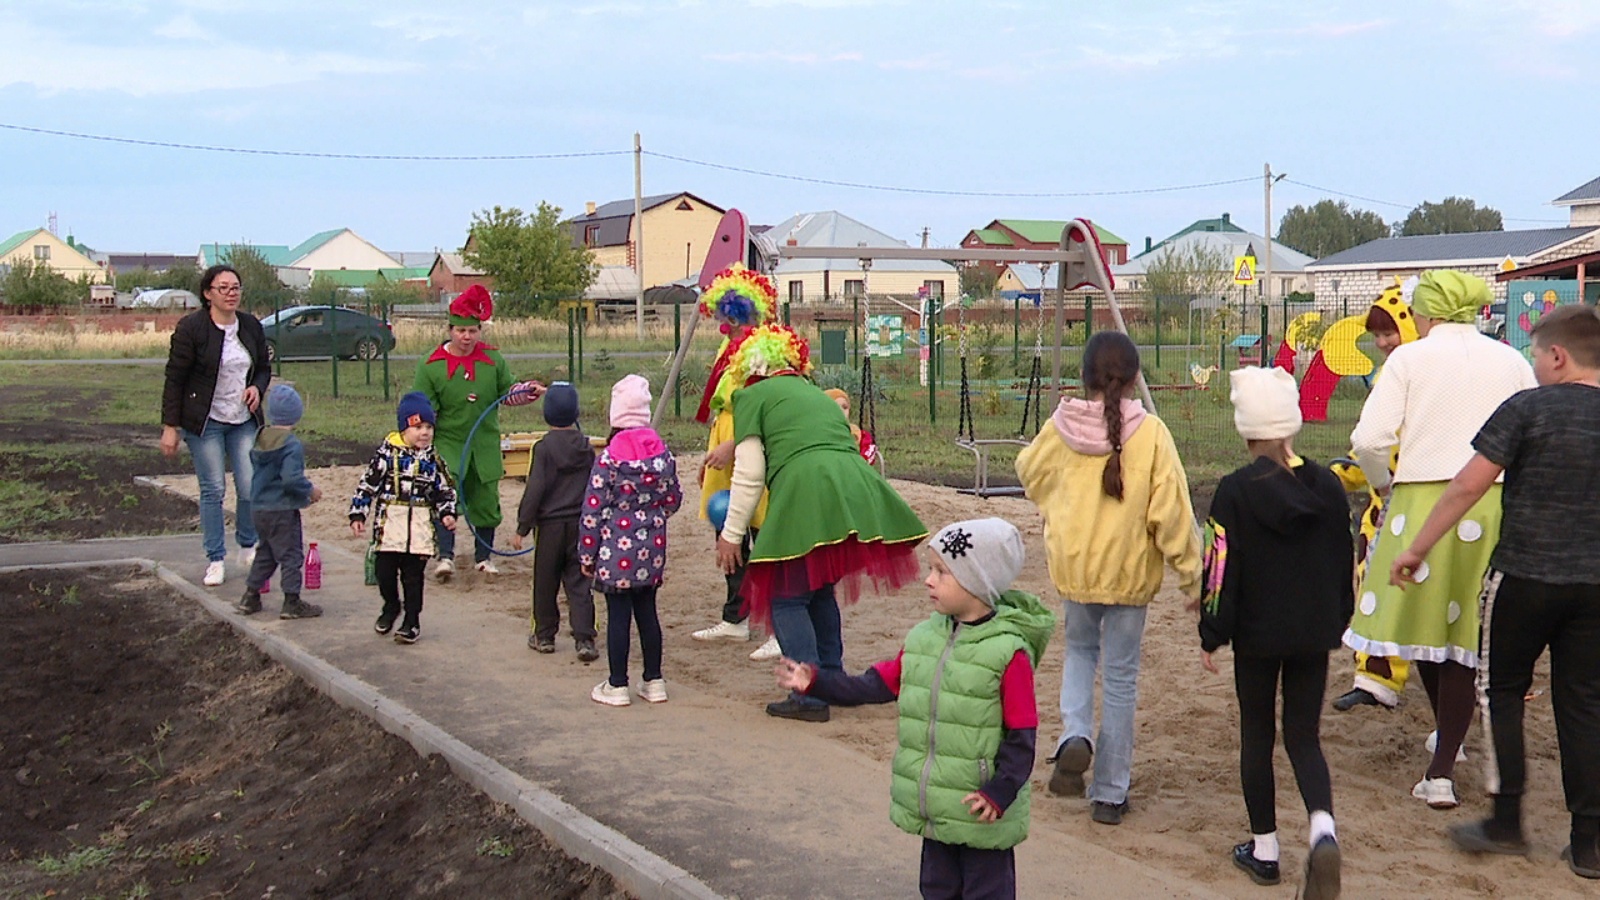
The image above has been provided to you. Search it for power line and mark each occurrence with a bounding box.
[1283,177,1565,225]
[0,122,630,161]
[645,149,1258,198]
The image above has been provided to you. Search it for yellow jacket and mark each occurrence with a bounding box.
[701,407,768,528]
[1016,411,1201,606]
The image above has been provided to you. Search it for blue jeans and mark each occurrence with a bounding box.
[771,584,843,709]
[183,417,258,563]
[435,520,495,564]
[1058,601,1148,805]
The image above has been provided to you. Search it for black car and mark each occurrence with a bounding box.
[259,306,396,361]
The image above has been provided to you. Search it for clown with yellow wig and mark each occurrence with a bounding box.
[1328,281,1420,712]
[714,324,927,722]
[1343,270,1534,809]
[690,264,780,654]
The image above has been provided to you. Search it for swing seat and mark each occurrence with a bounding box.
[953,437,1029,498]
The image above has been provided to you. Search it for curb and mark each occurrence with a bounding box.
[8,558,723,900]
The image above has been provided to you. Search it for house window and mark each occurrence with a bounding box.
[788,281,803,304]
[33,244,50,261]
[583,225,600,247]
[843,279,865,297]
[923,280,944,300]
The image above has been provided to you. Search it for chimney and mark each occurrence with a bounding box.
[1221,212,1231,225]
[585,201,597,216]
[1144,236,1152,253]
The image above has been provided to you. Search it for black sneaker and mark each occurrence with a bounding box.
[1564,834,1600,879]
[1231,841,1281,886]
[765,697,830,723]
[236,589,262,615]
[1302,835,1341,900]
[529,636,555,653]
[575,640,599,662]
[279,596,323,619]
[374,612,397,635]
[1091,799,1131,826]
[1048,736,1092,797]
[394,624,420,644]
[1450,819,1529,856]
[1331,688,1386,711]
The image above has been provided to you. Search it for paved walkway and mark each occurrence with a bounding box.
[0,533,1227,900]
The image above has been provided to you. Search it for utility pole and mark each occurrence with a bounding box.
[919,227,930,249]
[634,132,645,340]
[1263,163,1286,310]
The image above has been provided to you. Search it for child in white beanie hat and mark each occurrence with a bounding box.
[1200,367,1352,896]
[775,518,1053,899]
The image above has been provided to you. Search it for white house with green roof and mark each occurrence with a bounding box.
[0,228,106,283]
[960,219,1130,278]
[197,228,402,288]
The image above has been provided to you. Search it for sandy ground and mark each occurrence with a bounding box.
[159,456,1581,899]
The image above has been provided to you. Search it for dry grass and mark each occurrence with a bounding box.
[0,325,172,359]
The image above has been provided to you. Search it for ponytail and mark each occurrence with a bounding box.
[1101,376,1126,500]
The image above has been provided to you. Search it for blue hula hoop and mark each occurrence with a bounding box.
[457,388,534,557]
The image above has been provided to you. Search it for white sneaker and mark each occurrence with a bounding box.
[639,679,668,704]
[433,558,455,581]
[591,681,631,707]
[203,561,226,586]
[237,545,256,568]
[475,559,500,576]
[1425,730,1469,763]
[1412,777,1459,809]
[692,620,749,641]
[749,636,782,661]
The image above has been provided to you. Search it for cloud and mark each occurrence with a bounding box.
[0,18,410,96]
[1448,0,1600,38]
[702,49,863,65]
[373,12,472,42]
[153,13,213,41]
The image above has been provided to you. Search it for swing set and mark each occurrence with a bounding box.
[654,214,1149,497]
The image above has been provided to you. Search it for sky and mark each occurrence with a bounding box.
[3,0,1598,258]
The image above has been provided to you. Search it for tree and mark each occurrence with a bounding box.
[218,245,293,313]
[463,203,597,316]
[0,260,84,310]
[959,264,998,300]
[1140,242,1234,302]
[114,261,200,294]
[1276,200,1389,259]
[1395,197,1503,237]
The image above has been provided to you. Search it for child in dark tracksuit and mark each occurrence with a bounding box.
[581,375,682,707]
[1390,305,1600,879]
[513,382,597,660]
[349,392,459,644]
[776,518,1051,900]
[1200,368,1351,900]
[237,383,323,620]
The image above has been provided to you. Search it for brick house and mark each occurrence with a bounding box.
[960,219,1129,279]
[427,252,491,301]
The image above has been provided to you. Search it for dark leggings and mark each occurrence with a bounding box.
[375,551,427,629]
[606,586,662,688]
[1417,660,1475,779]
[1235,653,1334,835]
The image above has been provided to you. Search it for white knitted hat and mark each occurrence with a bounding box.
[929,518,1025,608]
[1230,366,1302,441]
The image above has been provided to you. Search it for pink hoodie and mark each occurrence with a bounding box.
[607,426,667,461]
[1051,397,1146,455]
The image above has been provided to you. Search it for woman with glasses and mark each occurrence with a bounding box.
[160,264,273,587]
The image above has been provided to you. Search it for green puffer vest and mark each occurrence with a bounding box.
[888,589,1053,850]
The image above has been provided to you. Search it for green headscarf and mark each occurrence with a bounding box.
[1410,270,1490,324]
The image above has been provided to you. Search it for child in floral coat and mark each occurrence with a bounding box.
[580,375,683,706]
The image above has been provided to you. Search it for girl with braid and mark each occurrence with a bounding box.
[1016,331,1202,826]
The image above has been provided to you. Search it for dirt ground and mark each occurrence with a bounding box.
[0,567,627,900]
[171,453,1586,899]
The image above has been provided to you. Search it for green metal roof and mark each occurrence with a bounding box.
[0,228,43,259]
[995,219,1128,246]
[200,243,295,266]
[1138,216,1247,258]
[288,228,346,261]
[970,228,1015,246]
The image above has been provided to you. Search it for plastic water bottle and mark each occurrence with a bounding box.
[304,542,322,590]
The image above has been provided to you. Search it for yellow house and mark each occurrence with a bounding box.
[765,211,959,304]
[566,192,725,291]
[0,229,107,283]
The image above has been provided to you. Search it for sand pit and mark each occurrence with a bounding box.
[155,456,1576,898]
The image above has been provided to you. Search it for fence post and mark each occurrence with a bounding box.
[783,301,791,326]
[672,301,682,418]
[272,296,282,380]
[567,306,575,380]
[1154,297,1162,369]
[1260,304,1269,359]
[1084,295,1093,338]
[330,301,340,398]
[577,305,585,383]
[364,296,373,386]
[1013,295,1021,373]
[380,297,390,401]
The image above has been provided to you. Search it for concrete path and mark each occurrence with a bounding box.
[0,533,1227,900]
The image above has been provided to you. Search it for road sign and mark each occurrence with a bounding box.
[1233,255,1257,285]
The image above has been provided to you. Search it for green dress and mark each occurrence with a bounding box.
[413,343,515,530]
[732,375,926,612]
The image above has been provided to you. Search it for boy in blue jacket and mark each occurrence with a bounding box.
[776,518,1051,900]
[237,383,323,619]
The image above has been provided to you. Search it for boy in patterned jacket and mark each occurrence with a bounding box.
[775,518,1052,900]
[580,375,683,706]
[349,392,459,644]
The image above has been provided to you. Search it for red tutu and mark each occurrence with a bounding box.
[739,535,922,628]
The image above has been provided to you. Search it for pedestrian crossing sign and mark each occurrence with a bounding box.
[1233,256,1257,285]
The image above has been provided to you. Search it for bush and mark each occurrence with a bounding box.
[1,260,84,311]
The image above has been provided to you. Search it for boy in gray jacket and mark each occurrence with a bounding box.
[238,383,323,619]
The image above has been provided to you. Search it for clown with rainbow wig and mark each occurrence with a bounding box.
[713,324,928,722]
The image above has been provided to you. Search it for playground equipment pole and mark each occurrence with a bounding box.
[672,301,682,417]
[654,300,700,427]
[852,293,860,368]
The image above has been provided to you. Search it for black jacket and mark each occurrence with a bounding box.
[1199,456,1354,656]
[161,309,272,435]
[515,428,596,534]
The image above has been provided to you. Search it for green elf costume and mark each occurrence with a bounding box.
[412,285,543,576]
